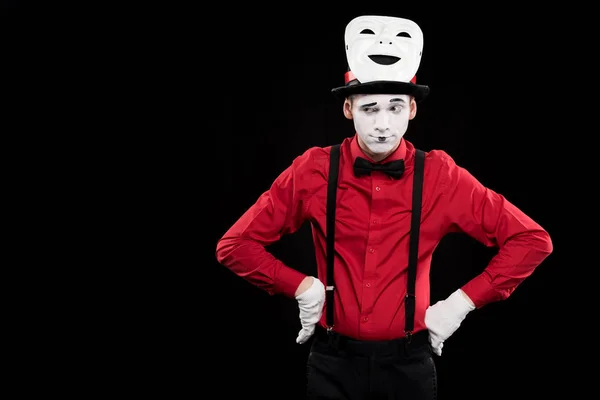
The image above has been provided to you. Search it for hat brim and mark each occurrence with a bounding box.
[331,81,430,103]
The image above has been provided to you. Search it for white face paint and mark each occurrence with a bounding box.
[344,15,423,84]
[351,94,412,155]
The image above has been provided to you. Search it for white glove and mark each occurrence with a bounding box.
[425,289,475,356]
[295,277,325,344]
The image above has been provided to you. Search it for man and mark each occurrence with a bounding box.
[216,15,552,399]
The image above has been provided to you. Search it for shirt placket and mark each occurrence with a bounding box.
[360,173,385,332]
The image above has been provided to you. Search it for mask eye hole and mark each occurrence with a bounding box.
[396,32,411,38]
[360,29,375,34]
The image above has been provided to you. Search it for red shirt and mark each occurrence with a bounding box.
[215,135,553,341]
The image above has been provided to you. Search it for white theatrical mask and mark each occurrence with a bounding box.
[350,94,412,155]
[344,15,423,84]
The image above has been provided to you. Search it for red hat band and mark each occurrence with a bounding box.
[344,70,417,85]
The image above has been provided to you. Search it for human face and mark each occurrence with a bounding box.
[345,94,416,158]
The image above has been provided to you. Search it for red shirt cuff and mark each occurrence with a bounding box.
[461,275,502,309]
[274,266,307,298]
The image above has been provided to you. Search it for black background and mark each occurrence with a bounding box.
[1,2,584,399]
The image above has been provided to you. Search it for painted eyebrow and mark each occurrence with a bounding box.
[389,98,405,103]
[359,102,377,108]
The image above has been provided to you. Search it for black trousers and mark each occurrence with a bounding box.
[306,327,437,400]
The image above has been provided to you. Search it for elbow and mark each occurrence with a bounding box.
[504,226,553,265]
[215,230,232,264]
[215,236,231,265]
[215,234,247,266]
[523,228,553,267]
[215,242,224,264]
[538,228,553,257]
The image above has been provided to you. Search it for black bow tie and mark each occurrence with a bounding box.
[353,157,405,179]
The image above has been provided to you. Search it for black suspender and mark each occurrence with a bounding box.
[325,144,425,339]
[404,148,425,341]
[325,144,341,329]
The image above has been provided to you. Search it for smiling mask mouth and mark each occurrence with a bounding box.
[368,55,401,65]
